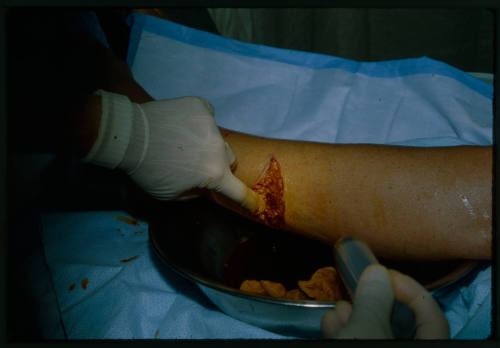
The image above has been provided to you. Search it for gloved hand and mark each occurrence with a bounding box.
[84,90,261,211]
[321,264,450,339]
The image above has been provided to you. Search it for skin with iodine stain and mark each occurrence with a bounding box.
[459,194,476,217]
[457,193,491,241]
[371,192,387,229]
[217,130,492,260]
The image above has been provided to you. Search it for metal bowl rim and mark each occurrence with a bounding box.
[149,229,337,308]
[149,218,482,307]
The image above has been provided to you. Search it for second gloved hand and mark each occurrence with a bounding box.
[321,264,450,339]
[84,90,259,209]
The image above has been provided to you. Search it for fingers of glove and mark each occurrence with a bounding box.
[337,264,394,339]
[202,98,215,117]
[206,170,262,212]
[321,301,353,338]
[224,141,236,167]
[206,169,246,201]
[186,96,215,118]
[125,96,223,202]
[141,96,214,123]
[174,188,204,201]
[389,270,450,339]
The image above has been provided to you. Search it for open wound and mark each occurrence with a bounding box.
[252,156,285,228]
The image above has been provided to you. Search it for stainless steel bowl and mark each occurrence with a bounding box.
[149,197,479,338]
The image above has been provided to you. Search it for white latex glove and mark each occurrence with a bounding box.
[321,264,450,339]
[83,90,261,211]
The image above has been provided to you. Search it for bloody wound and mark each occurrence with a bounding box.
[252,156,285,228]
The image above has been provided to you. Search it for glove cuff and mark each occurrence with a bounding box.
[118,103,149,175]
[82,90,133,169]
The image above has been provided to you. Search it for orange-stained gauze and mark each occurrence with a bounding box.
[252,156,285,228]
[298,267,342,301]
[240,280,268,296]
